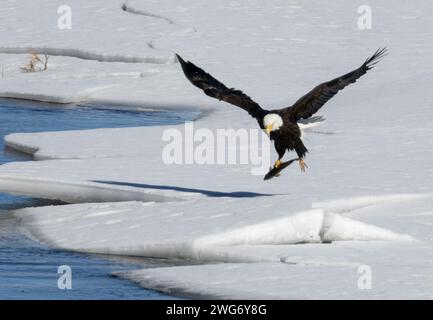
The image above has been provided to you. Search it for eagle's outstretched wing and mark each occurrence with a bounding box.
[281,48,387,121]
[176,54,265,119]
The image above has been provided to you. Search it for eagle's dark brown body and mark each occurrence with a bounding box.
[176,49,386,173]
[270,118,307,159]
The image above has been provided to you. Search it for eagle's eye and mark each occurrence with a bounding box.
[263,114,283,134]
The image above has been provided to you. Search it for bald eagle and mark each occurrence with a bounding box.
[176,48,387,173]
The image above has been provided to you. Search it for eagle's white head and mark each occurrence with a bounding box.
[263,113,283,135]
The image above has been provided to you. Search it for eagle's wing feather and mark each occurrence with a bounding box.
[282,48,387,121]
[176,54,265,119]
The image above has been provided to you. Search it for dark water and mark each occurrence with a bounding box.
[0,98,199,299]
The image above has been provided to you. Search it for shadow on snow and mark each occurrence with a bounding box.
[93,180,284,198]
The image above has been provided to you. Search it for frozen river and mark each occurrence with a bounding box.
[0,98,197,299]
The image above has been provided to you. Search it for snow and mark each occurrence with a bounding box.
[116,255,433,299]
[114,195,433,299]
[15,201,324,260]
[14,196,416,262]
[1,0,433,298]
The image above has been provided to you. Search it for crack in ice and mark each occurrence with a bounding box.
[121,1,175,24]
[0,46,174,64]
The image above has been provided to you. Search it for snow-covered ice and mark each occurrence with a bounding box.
[1,0,433,299]
[14,196,417,260]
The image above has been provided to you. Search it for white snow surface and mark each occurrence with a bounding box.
[2,0,433,299]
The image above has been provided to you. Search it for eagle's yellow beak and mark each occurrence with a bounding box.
[265,124,273,135]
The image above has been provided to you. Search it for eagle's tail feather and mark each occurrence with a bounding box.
[297,116,325,130]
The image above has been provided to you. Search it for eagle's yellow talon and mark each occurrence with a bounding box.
[299,159,308,172]
[274,159,282,169]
